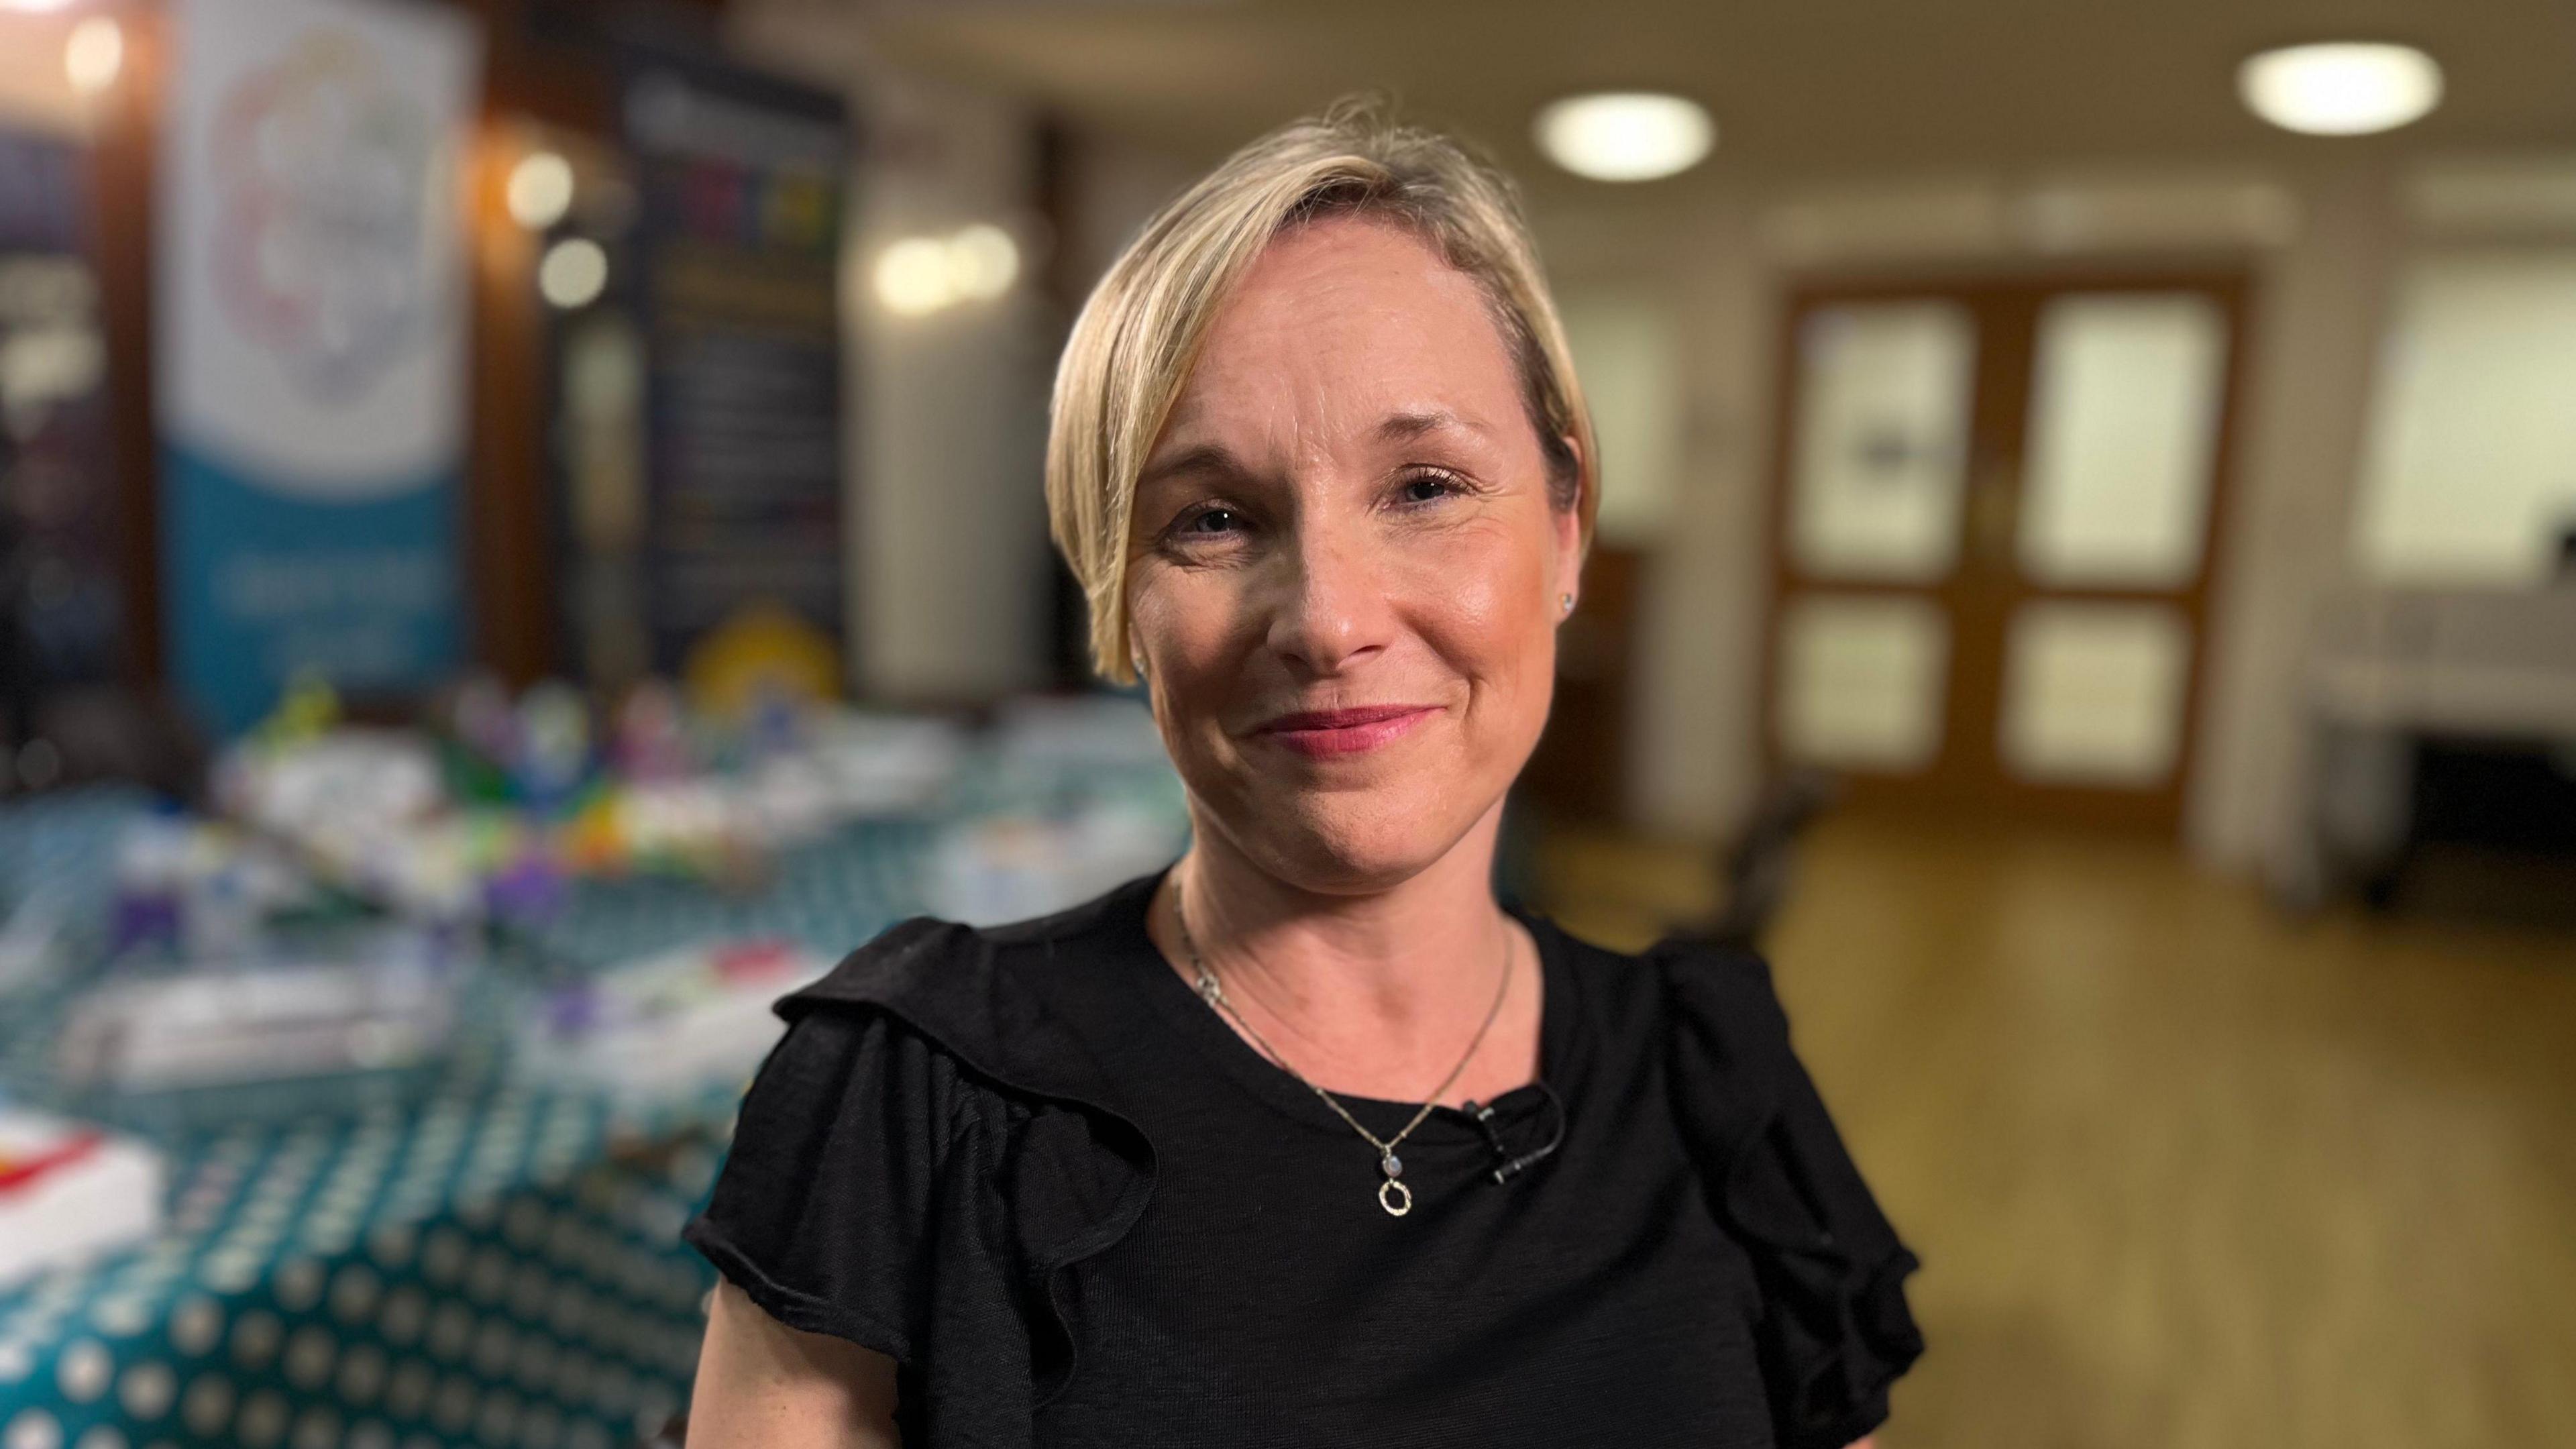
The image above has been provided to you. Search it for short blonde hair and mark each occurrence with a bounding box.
[1045,97,1599,685]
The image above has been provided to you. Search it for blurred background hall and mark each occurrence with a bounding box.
[0,1,2571,1447]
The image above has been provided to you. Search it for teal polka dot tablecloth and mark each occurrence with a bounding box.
[1,1081,731,1449]
[0,789,1064,1449]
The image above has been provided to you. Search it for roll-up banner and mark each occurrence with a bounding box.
[158,0,481,733]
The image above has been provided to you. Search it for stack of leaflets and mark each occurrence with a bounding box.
[55,944,461,1093]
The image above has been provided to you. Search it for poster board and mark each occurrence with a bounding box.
[157,0,480,731]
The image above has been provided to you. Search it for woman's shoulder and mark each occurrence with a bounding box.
[1631,931,1926,1448]
[1532,916,1801,1069]
[774,871,1165,1110]
[695,877,1164,1341]
[1650,934,1803,1068]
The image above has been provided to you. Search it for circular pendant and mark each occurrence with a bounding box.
[1378,1177,1413,1216]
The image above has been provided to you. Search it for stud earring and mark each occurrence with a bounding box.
[1559,592,1575,616]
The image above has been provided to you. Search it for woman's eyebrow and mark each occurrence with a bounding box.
[1377,407,1492,443]
[1136,441,1243,489]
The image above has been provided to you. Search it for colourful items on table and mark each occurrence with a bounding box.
[219,678,973,926]
[0,888,68,994]
[517,938,830,1106]
[213,726,474,924]
[515,683,595,813]
[680,602,841,724]
[107,816,320,960]
[923,800,1189,927]
[612,681,694,784]
[0,1110,162,1290]
[249,673,341,751]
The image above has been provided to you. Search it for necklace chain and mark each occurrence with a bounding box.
[1170,875,1515,1218]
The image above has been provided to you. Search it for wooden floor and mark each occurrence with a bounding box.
[1540,808,2576,1449]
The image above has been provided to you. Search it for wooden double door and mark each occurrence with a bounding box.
[1760,273,2251,831]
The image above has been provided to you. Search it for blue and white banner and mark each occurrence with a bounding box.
[157,0,480,732]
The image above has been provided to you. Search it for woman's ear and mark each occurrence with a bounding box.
[1552,432,1587,597]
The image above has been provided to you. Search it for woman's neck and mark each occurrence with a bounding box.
[1146,798,1543,1106]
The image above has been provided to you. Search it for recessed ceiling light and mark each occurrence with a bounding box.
[64,17,122,94]
[507,152,575,231]
[875,237,955,317]
[1533,93,1715,183]
[873,225,1021,316]
[539,238,608,309]
[945,224,1019,301]
[2238,42,2443,136]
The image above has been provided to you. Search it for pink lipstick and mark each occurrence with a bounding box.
[1253,704,1438,758]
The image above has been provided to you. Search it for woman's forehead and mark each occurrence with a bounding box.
[1161,216,1523,447]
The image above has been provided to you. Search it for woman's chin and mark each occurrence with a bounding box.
[1214,786,1483,896]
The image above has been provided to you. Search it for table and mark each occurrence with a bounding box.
[1,1074,728,1449]
[2281,584,2576,909]
[0,756,1185,1449]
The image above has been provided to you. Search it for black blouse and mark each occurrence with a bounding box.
[684,869,1923,1448]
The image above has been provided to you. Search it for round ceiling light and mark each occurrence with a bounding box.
[63,17,122,94]
[874,237,955,317]
[507,151,575,231]
[539,238,608,309]
[1532,93,1715,182]
[944,224,1019,301]
[2238,42,2443,136]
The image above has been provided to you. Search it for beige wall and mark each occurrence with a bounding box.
[2351,248,2576,585]
[2188,164,2402,880]
[837,78,1057,703]
[1540,199,1780,839]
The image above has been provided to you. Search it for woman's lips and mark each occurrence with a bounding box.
[1254,705,1438,758]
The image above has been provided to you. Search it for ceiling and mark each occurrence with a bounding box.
[821,0,2576,196]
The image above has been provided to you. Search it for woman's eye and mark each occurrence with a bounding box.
[1181,507,1242,535]
[1398,472,1463,504]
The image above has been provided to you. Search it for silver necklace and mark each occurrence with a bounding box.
[1170,877,1516,1218]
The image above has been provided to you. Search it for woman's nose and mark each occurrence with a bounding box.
[1263,520,1393,676]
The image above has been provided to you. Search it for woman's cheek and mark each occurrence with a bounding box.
[1130,568,1208,672]
[1133,574,1244,757]
[1411,539,1546,686]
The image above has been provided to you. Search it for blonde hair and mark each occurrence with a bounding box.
[1045,97,1599,685]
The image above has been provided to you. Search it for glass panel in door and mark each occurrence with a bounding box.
[1775,594,1951,771]
[2017,292,2226,588]
[1788,302,1977,583]
[1997,601,2191,786]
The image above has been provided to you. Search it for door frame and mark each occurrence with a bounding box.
[1755,265,2257,833]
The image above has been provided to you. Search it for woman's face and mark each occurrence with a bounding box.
[1125,214,1582,894]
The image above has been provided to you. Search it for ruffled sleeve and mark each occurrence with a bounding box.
[682,915,1161,1447]
[1658,940,1925,1449]
[682,1003,1040,1445]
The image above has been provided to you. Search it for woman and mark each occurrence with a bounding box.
[683,99,1923,1448]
